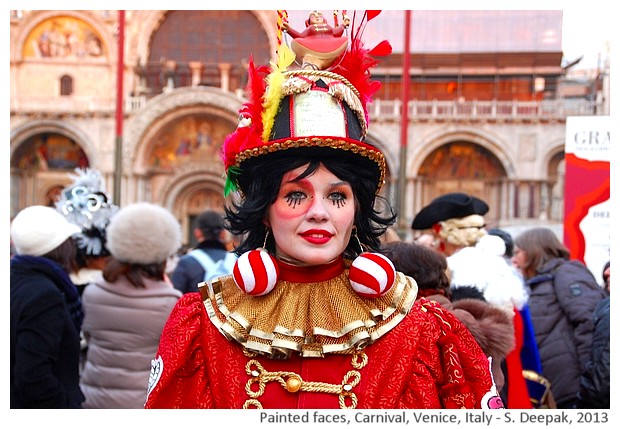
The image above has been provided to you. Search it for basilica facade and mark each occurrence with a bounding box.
[9,10,607,243]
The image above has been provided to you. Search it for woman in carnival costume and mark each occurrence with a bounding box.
[145,10,503,409]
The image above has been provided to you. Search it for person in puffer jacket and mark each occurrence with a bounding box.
[512,227,606,409]
[80,203,182,408]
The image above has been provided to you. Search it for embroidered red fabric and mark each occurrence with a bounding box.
[144,295,500,409]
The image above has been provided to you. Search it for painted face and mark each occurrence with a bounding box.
[309,12,325,24]
[266,163,355,266]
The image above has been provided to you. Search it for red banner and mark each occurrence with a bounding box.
[563,116,610,285]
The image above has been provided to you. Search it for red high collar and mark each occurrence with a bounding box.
[277,256,345,283]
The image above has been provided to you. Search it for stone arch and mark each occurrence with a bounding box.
[364,130,397,200]
[543,138,567,221]
[9,121,96,215]
[408,128,517,226]
[10,119,96,167]
[410,128,515,179]
[124,86,241,174]
[158,164,227,244]
[541,137,567,174]
[366,130,397,179]
[11,10,114,63]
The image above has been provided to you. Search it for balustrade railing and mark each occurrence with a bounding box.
[11,95,599,119]
[368,98,599,120]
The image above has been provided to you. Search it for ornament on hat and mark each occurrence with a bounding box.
[232,249,280,296]
[221,10,392,198]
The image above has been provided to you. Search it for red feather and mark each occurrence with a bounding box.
[332,10,392,123]
[243,56,269,138]
[221,56,270,171]
[369,40,392,57]
[366,10,381,21]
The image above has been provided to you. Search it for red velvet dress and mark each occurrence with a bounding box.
[145,258,504,409]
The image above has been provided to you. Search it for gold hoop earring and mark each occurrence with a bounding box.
[352,228,364,254]
[262,228,270,250]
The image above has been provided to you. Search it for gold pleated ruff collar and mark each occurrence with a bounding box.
[200,262,418,358]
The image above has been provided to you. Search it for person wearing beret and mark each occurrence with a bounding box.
[10,206,84,408]
[145,11,503,410]
[79,203,183,408]
[411,192,527,314]
[412,193,536,408]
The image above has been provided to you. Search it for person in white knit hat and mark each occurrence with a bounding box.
[10,205,84,408]
[79,202,183,409]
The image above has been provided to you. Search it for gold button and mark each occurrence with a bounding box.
[286,375,302,392]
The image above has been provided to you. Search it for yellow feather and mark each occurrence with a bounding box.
[277,43,296,72]
[262,44,295,141]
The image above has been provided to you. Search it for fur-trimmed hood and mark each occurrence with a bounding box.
[451,298,515,358]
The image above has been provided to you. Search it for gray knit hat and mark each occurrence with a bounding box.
[106,202,181,265]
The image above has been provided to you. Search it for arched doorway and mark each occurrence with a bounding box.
[10,132,90,215]
[416,141,507,225]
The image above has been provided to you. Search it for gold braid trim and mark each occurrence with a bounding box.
[283,70,361,99]
[233,137,386,193]
[243,353,368,409]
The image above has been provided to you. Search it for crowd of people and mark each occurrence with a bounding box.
[10,10,609,411]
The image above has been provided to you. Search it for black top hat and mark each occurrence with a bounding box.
[221,13,392,197]
[411,192,489,230]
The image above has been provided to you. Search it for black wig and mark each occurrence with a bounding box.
[225,152,396,259]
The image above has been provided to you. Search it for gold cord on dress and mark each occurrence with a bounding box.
[242,352,368,409]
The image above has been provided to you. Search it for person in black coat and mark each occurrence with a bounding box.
[577,261,610,409]
[10,205,85,408]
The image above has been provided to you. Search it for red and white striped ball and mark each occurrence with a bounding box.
[232,249,279,296]
[349,252,396,298]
